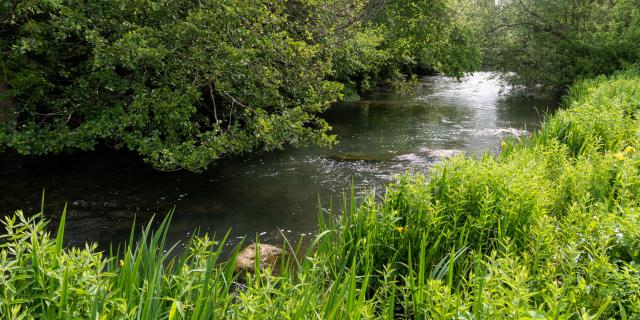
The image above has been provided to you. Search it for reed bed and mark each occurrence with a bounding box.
[2,71,640,319]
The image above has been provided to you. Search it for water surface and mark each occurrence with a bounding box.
[0,72,557,248]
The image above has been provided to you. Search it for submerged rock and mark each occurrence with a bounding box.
[330,153,396,162]
[418,147,463,159]
[235,243,284,275]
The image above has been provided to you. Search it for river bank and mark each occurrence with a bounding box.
[2,71,639,318]
[0,72,555,250]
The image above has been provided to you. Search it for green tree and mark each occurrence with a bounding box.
[0,0,480,171]
[329,0,482,94]
[1,1,346,171]
[482,0,640,92]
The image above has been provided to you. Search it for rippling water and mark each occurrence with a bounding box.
[0,72,557,248]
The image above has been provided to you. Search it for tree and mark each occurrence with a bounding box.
[482,0,640,93]
[0,0,480,171]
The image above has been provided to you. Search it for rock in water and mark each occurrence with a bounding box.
[235,244,283,275]
[329,153,396,162]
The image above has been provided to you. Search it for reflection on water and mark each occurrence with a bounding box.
[0,72,557,249]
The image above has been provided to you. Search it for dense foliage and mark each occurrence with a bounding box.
[481,0,640,92]
[2,71,640,319]
[0,0,479,171]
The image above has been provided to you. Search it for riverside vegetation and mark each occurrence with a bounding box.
[3,0,638,170]
[3,0,640,319]
[0,0,479,171]
[2,70,640,318]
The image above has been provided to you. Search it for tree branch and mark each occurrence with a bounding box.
[207,83,219,123]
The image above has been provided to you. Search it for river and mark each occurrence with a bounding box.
[0,72,557,249]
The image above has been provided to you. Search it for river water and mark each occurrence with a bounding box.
[0,72,556,249]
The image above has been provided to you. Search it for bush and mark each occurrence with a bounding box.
[483,0,640,92]
[0,0,479,171]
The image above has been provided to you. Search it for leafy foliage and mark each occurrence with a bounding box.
[330,0,481,94]
[335,70,640,318]
[482,0,640,92]
[0,0,479,171]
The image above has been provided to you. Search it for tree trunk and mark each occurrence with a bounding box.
[0,83,11,123]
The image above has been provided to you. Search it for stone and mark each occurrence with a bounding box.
[234,243,284,275]
[329,153,395,162]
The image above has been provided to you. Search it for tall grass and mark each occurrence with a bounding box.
[2,70,640,319]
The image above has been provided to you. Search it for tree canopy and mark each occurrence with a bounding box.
[0,0,480,171]
[481,0,640,93]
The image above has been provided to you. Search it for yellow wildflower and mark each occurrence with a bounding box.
[501,140,507,149]
[625,146,635,153]
[395,226,406,233]
[614,152,624,161]
[119,259,125,267]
